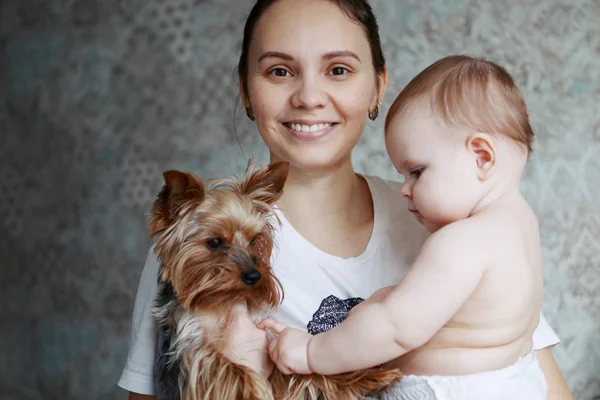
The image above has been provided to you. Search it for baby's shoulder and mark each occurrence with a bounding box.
[473,199,538,236]
[427,218,496,256]
[432,207,533,260]
[436,217,490,238]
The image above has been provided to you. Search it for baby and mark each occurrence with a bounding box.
[260,55,548,399]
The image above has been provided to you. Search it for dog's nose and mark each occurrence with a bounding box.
[241,269,262,286]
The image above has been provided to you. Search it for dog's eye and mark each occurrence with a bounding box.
[206,237,223,250]
[249,236,257,246]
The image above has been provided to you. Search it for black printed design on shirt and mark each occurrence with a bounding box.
[307,295,364,335]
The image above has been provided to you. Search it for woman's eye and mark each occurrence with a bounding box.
[269,68,291,77]
[410,168,424,178]
[329,67,349,76]
[206,237,223,250]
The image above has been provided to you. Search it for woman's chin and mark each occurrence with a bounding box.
[282,150,350,173]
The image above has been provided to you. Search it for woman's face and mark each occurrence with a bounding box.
[244,0,386,172]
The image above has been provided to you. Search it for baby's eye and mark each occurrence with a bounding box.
[329,66,349,76]
[269,68,292,77]
[410,168,424,178]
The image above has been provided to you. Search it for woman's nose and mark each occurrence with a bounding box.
[291,76,328,110]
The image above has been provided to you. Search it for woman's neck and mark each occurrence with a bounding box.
[270,156,375,258]
[275,157,372,231]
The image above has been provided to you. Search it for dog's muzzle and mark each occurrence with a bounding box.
[241,269,261,285]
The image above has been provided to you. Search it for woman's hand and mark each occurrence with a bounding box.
[221,302,274,379]
[258,318,314,375]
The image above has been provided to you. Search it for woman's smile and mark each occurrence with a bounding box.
[282,120,340,141]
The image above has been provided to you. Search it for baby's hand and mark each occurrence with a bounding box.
[258,318,313,375]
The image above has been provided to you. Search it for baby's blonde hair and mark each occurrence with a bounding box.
[385,55,534,153]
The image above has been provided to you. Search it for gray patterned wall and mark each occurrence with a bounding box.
[1,0,599,399]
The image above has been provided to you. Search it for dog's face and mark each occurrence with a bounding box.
[149,161,288,313]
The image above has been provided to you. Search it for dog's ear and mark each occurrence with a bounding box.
[150,170,205,235]
[261,161,289,201]
[241,160,289,206]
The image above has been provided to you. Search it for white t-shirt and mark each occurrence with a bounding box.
[118,176,560,395]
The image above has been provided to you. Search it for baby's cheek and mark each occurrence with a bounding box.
[416,183,442,214]
[413,181,429,202]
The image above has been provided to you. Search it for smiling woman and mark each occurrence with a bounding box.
[241,0,386,172]
[118,0,570,399]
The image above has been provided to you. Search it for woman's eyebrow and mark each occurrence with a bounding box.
[257,50,361,63]
[258,51,294,62]
[322,50,361,62]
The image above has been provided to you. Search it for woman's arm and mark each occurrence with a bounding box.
[536,347,573,400]
[118,249,160,396]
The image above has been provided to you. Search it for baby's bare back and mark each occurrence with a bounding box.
[387,196,543,376]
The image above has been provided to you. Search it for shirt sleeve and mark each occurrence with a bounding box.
[117,247,160,395]
[532,312,560,351]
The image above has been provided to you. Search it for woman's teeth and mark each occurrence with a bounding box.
[285,123,331,132]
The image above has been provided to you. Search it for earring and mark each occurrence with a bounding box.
[245,107,255,121]
[369,102,381,121]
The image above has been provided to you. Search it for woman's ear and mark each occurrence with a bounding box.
[375,66,388,106]
[239,77,250,109]
[466,133,496,181]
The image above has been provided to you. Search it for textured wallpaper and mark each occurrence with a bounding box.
[1,0,599,399]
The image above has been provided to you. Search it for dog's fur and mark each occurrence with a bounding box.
[150,160,402,400]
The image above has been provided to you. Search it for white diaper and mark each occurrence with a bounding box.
[381,352,547,400]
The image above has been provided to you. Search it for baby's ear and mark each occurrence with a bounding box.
[466,133,495,181]
[149,170,205,235]
[241,159,289,205]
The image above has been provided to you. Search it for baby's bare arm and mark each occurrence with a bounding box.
[308,220,489,374]
[381,220,489,349]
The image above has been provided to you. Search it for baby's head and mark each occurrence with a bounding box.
[384,55,533,232]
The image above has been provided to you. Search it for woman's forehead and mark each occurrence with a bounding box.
[250,0,371,60]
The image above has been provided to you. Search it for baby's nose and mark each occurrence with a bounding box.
[400,182,412,198]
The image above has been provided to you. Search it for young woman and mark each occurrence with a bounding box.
[119,1,572,399]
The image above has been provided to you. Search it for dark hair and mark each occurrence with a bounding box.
[237,0,386,103]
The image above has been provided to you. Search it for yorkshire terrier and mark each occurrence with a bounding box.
[149,160,402,400]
